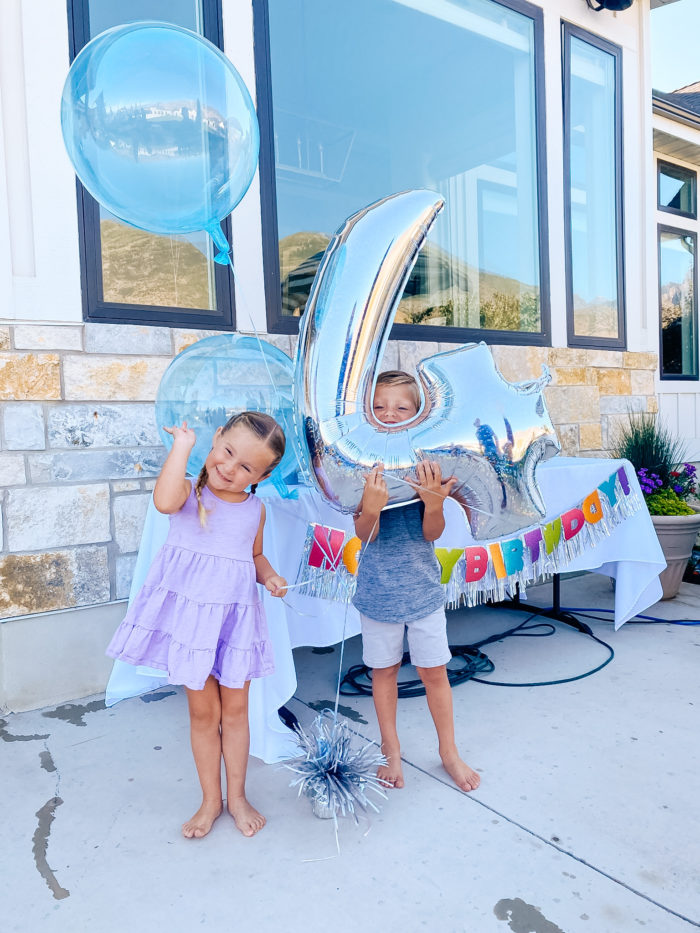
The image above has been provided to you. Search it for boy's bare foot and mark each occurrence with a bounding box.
[182,799,223,838]
[377,745,404,788]
[227,795,266,836]
[441,751,480,792]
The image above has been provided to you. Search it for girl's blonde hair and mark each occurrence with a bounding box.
[195,411,286,526]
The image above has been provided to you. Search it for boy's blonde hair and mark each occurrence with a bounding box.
[195,411,286,526]
[375,370,421,410]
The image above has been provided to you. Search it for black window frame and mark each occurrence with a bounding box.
[66,0,235,329]
[253,0,551,347]
[562,21,626,351]
[657,159,697,220]
[658,223,698,382]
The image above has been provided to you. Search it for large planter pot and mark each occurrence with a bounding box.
[651,512,700,600]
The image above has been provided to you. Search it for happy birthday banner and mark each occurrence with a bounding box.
[295,466,642,606]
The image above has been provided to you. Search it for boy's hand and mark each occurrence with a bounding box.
[265,574,288,598]
[412,460,456,506]
[163,421,196,452]
[362,463,389,513]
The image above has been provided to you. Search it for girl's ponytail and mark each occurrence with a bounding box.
[250,482,258,495]
[195,465,210,527]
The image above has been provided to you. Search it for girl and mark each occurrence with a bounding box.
[107,411,287,839]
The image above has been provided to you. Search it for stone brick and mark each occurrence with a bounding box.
[47,403,160,448]
[85,323,172,355]
[595,369,631,395]
[543,386,599,424]
[28,447,166,484]
[630,370,656,395]
[6,484,110,551]
[0,353,60,400]
[623,351,658,371]
[0,328,10,350]
[646,396,659,414]
[262,333,294,359]
[599,395,646,415]
[549,367,588,386]
[556,423,580,457]
[3,403,45,449]
[0,546,109,619]
[579,423,603,451]
[112,480,141,492]
[602,413,631,450]
[584,350,624,369]
[116,553,138,600]
[172,329,219,355]
[113,493,151,553]
[547,348,588,367]
[0,453,26,486]
[489,345,549,382]
[143,479,157,490]
[63,355,170,401]
[14,325,83,351]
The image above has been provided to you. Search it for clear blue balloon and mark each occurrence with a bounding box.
[61,22,259,262]
[156,335,301,495]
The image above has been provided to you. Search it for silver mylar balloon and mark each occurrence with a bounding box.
[293,189,561,539]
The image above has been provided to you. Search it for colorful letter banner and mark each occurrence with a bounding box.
[295,466,641,607]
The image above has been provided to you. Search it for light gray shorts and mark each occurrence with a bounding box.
[359,607,451,670]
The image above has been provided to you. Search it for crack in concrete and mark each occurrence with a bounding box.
[32,797,69,900]
[494,898,565,933]
[41,699,105,727]
[0,718,50,742]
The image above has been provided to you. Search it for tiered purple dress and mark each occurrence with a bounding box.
[107,485,274,690]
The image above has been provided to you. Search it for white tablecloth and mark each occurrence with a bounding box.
[105,457,664,762]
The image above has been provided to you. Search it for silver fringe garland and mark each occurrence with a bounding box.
[295,470,642,608]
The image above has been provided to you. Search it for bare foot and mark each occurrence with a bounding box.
[182,799,223,838]
[441,751,480,792]
[227,795,266,837]
[377,745,404,788]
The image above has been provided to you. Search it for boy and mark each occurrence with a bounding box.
[352,371,480,793]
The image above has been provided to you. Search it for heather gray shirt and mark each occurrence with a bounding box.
[352,501,444,624]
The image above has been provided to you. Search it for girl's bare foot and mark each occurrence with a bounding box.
[227,795,266,836]
[441,751,480,792]
[182,799,223,838]
[377,745,404,788]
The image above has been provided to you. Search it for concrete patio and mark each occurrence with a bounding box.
[2,571,699,933]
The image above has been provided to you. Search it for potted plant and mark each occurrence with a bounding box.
[610,412,700,599]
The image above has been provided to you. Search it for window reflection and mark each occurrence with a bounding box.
[87,0,218,311]
[566,34,622,342]
[660,229,697,378]
[268,0,543,333]
[658,161,697,218]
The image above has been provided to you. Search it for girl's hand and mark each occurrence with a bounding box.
[163,421,196,451]
[412,460,456,505]
[265,574,288,598]
[362,463,389,513]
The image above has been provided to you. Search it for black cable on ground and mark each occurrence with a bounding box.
[339,610,616,698]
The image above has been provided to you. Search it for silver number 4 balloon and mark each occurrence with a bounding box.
[292,189,560,540]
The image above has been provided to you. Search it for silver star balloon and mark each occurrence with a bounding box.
[293,189,561,539]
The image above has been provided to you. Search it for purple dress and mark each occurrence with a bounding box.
[107,485,274,690]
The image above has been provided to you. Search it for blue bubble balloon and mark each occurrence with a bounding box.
[61,22,259,263]
[156,335,301,496]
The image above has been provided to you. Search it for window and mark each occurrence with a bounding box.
[67,0,234,328]
[255,0,550,345]
[659,226,697,380]
[658,160,697,219]
[563,24,625,349]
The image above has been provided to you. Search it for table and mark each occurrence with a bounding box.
[105,457,665,762]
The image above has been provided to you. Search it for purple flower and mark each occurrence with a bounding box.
[674,484,683,494]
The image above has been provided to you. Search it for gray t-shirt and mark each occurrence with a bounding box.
[351,501,444,624]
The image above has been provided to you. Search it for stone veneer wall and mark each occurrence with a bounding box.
[0,323,658,620]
